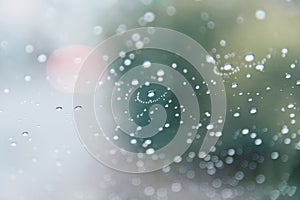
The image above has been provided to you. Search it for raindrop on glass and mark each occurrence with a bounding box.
[10,142,17,147]
[24,75,32,82]
[147,90,155,98]
[255,64,264,71]
[245,53,255,62]
[22,131,29,136]
[144,12,155,23]
[255,9,266,20]
[56,106,63,111]
[37,54,47,63]
[143,61,151,68]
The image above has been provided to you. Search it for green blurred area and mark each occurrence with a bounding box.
[100,0,300,198]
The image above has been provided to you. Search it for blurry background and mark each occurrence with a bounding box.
[1,0,300,199]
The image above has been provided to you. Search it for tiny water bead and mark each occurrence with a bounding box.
[3,88,10,94]
[256,174,266,184]
[22,131,29,136]
[24,75,32,82]
[147,90,155,98]
[255,64,264,71]
[281,125,289,134]
[233,112,240,117]
[10,142,17,147]
[223,64,232,71]
[56,106,63,111]
[143,61,151,68]
[93,25,103,35]
[166,6,176,16]
[281,48,288,55]
[37,54,47,63]
[124,59,132,66]
[245,53,255,62]
[131,79,139,86]
[242,128,250,135]
[73,57,82,64]
[171,182,182,193]
[255,9,266,20]
[219,40,226,47]
[74,105,82,111]
[231,82,238,89]
[255,138,263,146]
[249,107,257,114]
[25,44,34,53]
[156,69,165,76]
[143,11,155,23]
[271,152,280,160]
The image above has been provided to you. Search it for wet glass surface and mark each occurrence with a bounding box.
[1,0,300,199]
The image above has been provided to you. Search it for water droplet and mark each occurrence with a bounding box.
[32,157,38,163]
[74,105,82,111]
[242,129,249,135]
[255,9,266,20]
[255,138,263,145]
[113,135,119,140]
[143,61,151,68]
[235,171,245,181]
[281,48,288,54]
[206,124,214,130]
[250,107,257,114]
[290,63,296,69]
[271,152,279,159]
[166,6,176,16]
[22,131,29,136]
[256,174,266,184]
[130,139,137,144]
[124,59,131,66]
[131,33,141,42]
[245,53,255,62]
[171,182,182,192]
[171,63,177,68]
[281,125,289,134]
[131,79,139,86]
[228,148,235,156]
[233,112,240,117]
[231,82,238,88]
[206,55,215,64]
[284,138,291,144]
[146,148,155,155]
[223,64,232,71]
[73,57,82,64]
[56,106,63,111]
[173,155,182,163]
[25,44,34,53]
[144,11,155,23]
[10,142,17,147]
[93,26,103,35]
[135,41,144,49]
[147,90,155,98]
[255,64,264,71]
[24,75,32,82]
[157,69,165,76]
[220,40,226,47]
[235,16,245,25]
[37,54,47,63]
[207,21,215,29]
[3,88,10,94]
[144,186,155,196]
